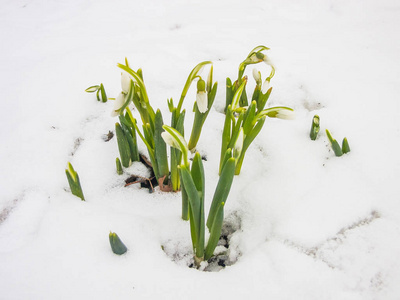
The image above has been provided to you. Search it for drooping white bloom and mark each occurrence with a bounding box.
[111,92,126,117]
[161,131,180,149]
[121,72,131,94]
[276,109,295,120]
[261,79,270,94]
[161,126,188,153]
[252,68,261,84]
[263,55,274,68]
[233,128,244,160]
[196,92,208,113]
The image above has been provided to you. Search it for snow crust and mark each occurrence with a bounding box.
[1,0,400,299]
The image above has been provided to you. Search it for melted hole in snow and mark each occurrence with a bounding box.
[161,212,242,272]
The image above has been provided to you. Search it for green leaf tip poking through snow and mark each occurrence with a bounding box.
[65,162,85,201]
[109,232,128,255]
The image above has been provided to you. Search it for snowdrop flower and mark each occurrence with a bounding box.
[233,128,244,160]
[111,92,126,117]
[252,68,261,84]
[161,131,180,150]
[161,125,189,165]
[161,126,188,153]
[261,79,270,94]
[276,108,295,120]
[262,54,274,67]
[196,78,208,113]
[121,72,131,94]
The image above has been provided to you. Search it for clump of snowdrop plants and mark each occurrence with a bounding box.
[222,46,294,175]
[326,129,350,157]
[162,125,239,267]
[77,46,294,268]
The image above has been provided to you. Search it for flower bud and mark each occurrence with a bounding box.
[121,72,131,94]
[111,92,126,117]
[261,79,270,94]
[276,109,295,120]
[196,79,208,113]
[233,128,244,160]
[252,68,261,84]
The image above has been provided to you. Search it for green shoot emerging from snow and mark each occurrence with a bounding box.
[326,129,350,156]
[65,162,85,201]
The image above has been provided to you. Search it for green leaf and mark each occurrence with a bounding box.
[204,202,224,260]
[225,77,233,113]
[100,83,107,102]
[109,232,128,255]
[310,115,320,141]
[235,116,266,175]
[179,165,202,244]
[326,129,343,157]
[342,137,350,154]
[85,85,100,93]
[257,87,272,112]
[116,157,123,175]
[242,100,257,135]
[115,123,131,168]
[219,106,232,174]
[231,79,247,110]
[65,163,85,201]
[154,110,169,180]
[206,158,235,230]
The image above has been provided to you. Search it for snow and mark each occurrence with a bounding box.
[1,0,400,299]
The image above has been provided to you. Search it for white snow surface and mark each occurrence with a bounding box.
[1,0,400,299]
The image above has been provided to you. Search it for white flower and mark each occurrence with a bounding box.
[252,68,261,84]
[276,109,295,120]
[263,55,274,68]
[233,128,244,160]
[161,131,178,149]
[261,79,270,94]
[196,92,208,113]
[111,92,126,117]
[121,72,131,94]
[161,126,188,153]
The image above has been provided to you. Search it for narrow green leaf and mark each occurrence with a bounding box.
[326,129,343,157]
[181,183,189,220]
[109,232,128,255]
[180,165,202,241]
[257,87,272,112]
[310,115,320,141]
[242,100,257,135]
[204,202,224,260]
[115,123,131,168]
[100,83,107,103]
[154,109,169,180]
[65,163,85,201]
[225,77,233,113]
[116,157,123,175]
[85,85,100,93]
[206,158,235,230]
[235,116,266,175]
[342,137,350,154]
[231,79,247,110]
[220,107,232,174]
